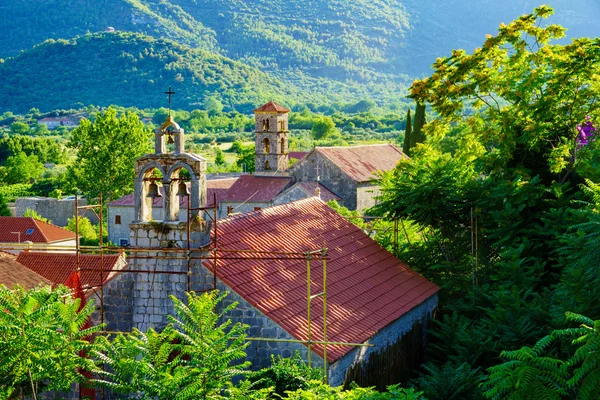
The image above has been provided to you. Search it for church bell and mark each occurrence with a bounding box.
[146,181,162,198]
[176,181,190,197]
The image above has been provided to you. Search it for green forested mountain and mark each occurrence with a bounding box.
[0,0,599,112]
[0,32,301,113]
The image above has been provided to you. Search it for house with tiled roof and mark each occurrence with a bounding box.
[0,217,77,254]
[95,105,438,390]
[16,252,126,290]
[0,257,52,290]
[217,174,293,218]
[107,178,238,245]
[290,145,407,212]
[204,198,438,386]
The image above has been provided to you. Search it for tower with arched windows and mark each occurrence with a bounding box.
[133,114,207,223]
[254,101,289,173]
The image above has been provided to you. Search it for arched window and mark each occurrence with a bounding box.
[280,120,285,132]
[261,120,267,131]
[265,119,270,131]
[265,160,271,170]
[263,138,270,153]
[280,138,285,153]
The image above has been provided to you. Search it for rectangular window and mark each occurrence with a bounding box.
[115,215,121,224]
[119,239,129,246]
[254,207,262,211]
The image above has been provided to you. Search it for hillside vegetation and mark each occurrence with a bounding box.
[0,32,300,113]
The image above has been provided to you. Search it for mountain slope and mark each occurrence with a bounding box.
[0,0,217,58]
[0,32,301,113]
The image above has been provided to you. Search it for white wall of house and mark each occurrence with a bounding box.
[108,206,187,246]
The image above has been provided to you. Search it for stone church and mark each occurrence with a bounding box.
[100,106,439,389]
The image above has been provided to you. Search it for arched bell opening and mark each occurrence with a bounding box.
[263,138,271,153]
[280,138,285,154]
[140,167,164,222]
[167,164,200,221]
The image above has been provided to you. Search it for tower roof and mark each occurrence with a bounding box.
[254,101,290,113]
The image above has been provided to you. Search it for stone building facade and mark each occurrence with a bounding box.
[254,101,290,173]
[16,197,98,226]
[290,144,406,212]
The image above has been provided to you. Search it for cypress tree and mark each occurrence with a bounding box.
[402,106,412,155]
[0,192,11,216]
[412,102,427,147]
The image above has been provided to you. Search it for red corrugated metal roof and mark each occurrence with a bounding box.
[0,217,76,243]
[315,144,406,183]
[254,101,290,113]
[222,175,292,203]
[108,178,238,207]
[207,198,439,362]
[16,252,124,288]
[0,258,52,289]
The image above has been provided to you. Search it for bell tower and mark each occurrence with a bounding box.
[254,101,289,173]
[133,87,207,223]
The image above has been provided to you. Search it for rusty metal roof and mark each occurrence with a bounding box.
[221,175,292,203]
[0,217,76,243]
[207,198,439,362]
[315,144,406,183]
[254,101,290,113]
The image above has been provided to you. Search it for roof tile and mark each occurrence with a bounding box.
[222,175,292,203]
[0,258,52,289]
[254,101,290,113]
[0,217,76,243]
[16,252,124,288]
[207,198,439,362]
[315,144,407,182]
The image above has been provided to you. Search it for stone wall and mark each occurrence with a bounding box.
[272,185,314,205]
[16,197,98,226]
[356,184,381,214]
[291,151,358,209]
[328,294,438,387]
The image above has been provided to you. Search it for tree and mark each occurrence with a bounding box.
[483,312,600,399]
[402,107,412,155]
[23,208,51,224]
[311,116,337,140]
[0,192,10,216]
[371,7,600,397]
[66,216,97,243]
[3,153,44,184]
[235,144,255,173]
[93,291,252,400]
[67,108,152,200]
[0,285,101,399]
[214,147,226,165]
[204,96,224,113]
[9,121,30,135]
[411,103,426,147]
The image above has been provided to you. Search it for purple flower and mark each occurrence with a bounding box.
[576,115,597,148]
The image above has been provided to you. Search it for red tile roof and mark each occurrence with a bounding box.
[16,252,124,289]
[289,151,307,161]
[0,258,52,289]
[315,144,406,183]
[254,101,290,113]
[207,198,439,362]
[108,178,239,208]
[0,217,76,243]
[222,175,292,203]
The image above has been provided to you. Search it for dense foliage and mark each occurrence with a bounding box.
[370,6,600,398]
[67,107,152,200]
[0,285,101,399]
